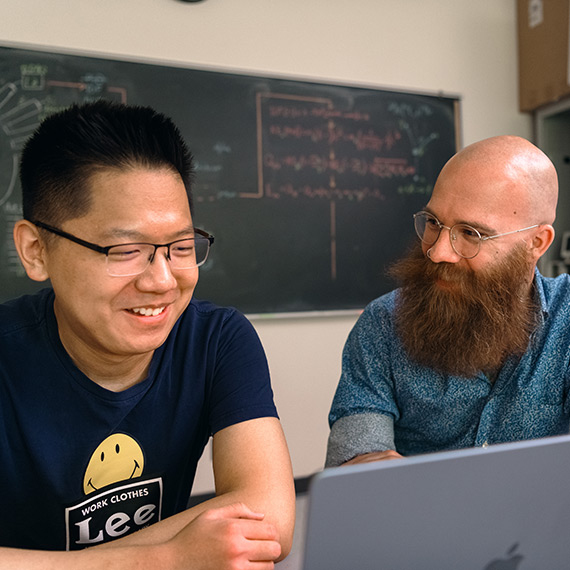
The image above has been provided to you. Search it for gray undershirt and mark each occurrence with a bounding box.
[325,412,395,467]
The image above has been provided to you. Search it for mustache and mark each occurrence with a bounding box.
[422,258,473,284]
[390,246,476,291]
[389,244,521,301]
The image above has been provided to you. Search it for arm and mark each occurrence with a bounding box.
[211,416,296,560]
[0,417,294,569]
[106,417,295,556]
[326,299,402,468]
[0,503,279,570]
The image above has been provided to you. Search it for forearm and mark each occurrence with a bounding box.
[0,542,171,570]
[341,449,404,465]
[100,488,276,549]
[96,504,200,548]
[0,501,283,570]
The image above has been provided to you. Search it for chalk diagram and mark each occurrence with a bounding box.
[0,63,127,289]
[193,91,443,287]
[0,66,127,205]
[253,92,440,281]
[0,82,42,208]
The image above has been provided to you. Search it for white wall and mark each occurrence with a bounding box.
[0,0,532,493]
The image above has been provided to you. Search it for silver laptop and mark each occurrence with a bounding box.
[302,435,570,570]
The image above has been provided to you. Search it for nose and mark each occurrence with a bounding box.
[136,247,177,291]
[425,226,462,264]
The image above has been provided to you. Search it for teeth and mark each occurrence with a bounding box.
[132,307,165,316]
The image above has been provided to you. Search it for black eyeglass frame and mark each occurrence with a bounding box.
[32,220,214,268]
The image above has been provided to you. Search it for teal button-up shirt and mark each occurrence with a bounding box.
[327,269,570,466]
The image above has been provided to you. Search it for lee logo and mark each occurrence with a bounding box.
[65,478,163,550]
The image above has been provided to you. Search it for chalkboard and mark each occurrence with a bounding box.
[0,45,460,315]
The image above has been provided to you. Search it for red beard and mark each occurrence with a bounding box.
[388,244,539,377]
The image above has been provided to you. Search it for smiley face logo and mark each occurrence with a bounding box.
[83,433,144,495]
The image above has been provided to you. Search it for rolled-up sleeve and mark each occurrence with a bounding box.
[325,412,395,467]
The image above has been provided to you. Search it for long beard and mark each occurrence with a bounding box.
[388,244,539,377]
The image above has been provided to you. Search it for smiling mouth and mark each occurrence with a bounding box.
[129,306,166,317]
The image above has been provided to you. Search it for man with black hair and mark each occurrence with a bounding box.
[326,135,570,468]
[0,100,295,569]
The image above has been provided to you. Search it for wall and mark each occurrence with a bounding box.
[0,0,532,493]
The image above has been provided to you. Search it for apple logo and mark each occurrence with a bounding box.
[484,542,524,569]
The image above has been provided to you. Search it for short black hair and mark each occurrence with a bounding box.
[20,100,194,225]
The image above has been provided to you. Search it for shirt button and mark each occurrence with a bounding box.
[481,441,489,448]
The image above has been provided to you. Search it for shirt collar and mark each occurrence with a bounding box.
[533,266,549,320]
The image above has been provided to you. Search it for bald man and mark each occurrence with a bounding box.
[326,135,569,467]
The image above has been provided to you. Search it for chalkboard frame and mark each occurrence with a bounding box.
[0,42,461,318]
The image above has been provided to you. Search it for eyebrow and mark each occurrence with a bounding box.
[423,206,498,235]
[100,225,196,242]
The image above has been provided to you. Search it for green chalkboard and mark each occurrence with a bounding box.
[0,45,460,315]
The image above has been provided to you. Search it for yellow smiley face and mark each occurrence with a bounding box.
[83,433,144,495]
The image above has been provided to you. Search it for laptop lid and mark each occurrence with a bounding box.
[302,434,570,570]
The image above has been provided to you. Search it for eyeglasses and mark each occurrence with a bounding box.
[33,220,214,277]
[413,211,539,259]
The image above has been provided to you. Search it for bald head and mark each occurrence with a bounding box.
[439,135,558,225]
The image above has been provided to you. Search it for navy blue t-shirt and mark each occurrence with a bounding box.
[0,288,277,550]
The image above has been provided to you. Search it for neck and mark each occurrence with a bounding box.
[59,334,153,392]
[81,359,152,392]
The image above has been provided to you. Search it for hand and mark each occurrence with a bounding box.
[342,450,403,466]
[168,502,281,569]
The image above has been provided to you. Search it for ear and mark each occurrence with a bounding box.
[13,220,51,282]
[529,224,555,262]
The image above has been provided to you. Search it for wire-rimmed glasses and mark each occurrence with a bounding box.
[413,211,539,259]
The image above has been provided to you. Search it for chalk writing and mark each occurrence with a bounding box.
[268,124,401,152]
[265,183,386,202]
[263,154,415,178]
[388,101,434,119]
[269,105,370,122]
